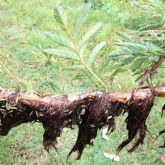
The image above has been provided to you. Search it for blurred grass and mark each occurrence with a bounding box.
[0,0,164,164]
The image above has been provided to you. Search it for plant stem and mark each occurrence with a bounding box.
[63,24,108,91]
[80,56,108,91]
[0,61,22,89]
[58,61,66,94]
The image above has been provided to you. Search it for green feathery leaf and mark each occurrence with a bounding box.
[44,31,74,49]
[120,56,134,66]
[80,23,102,45]
[44,49,79,60]
[130,57,147,72]
[88,41,105,66]
[54,4,68,29]
[74,3,91,34]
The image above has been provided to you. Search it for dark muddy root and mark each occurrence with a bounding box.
[0,89,163,160]
[116,92,155,154]
[39,98,67,151]
[0,93,38,136]
[67,94,125,160]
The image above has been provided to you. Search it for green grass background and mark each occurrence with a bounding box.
[0,0,164,164]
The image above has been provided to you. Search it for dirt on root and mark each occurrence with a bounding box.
[0,89,164,160]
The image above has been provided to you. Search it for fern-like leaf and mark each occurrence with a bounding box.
[54,4,68,29]
[44,31,74,49]
[74,3,91,34]
[130,57,147,72]
[120,56,134,66]
[88,41,105,66]
[80,23,102,45]
[112,41,164,56]
[44,49,79,60]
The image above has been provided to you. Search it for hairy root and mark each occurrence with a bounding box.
[0,88,164,159]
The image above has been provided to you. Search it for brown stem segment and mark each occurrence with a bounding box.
[139,55,165,86]
[0,85,164,159]
[0,85,165,104]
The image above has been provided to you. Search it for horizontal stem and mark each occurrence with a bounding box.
[0,85,164,107]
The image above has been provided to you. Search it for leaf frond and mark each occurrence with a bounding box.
[44,49,79,60]
[44,31,74,49]
[74,3,91,34]
[80,23,102,45]
[88,41,106,66]
[54,4,68,30]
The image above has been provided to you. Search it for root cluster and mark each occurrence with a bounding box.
[0,88,164,159]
